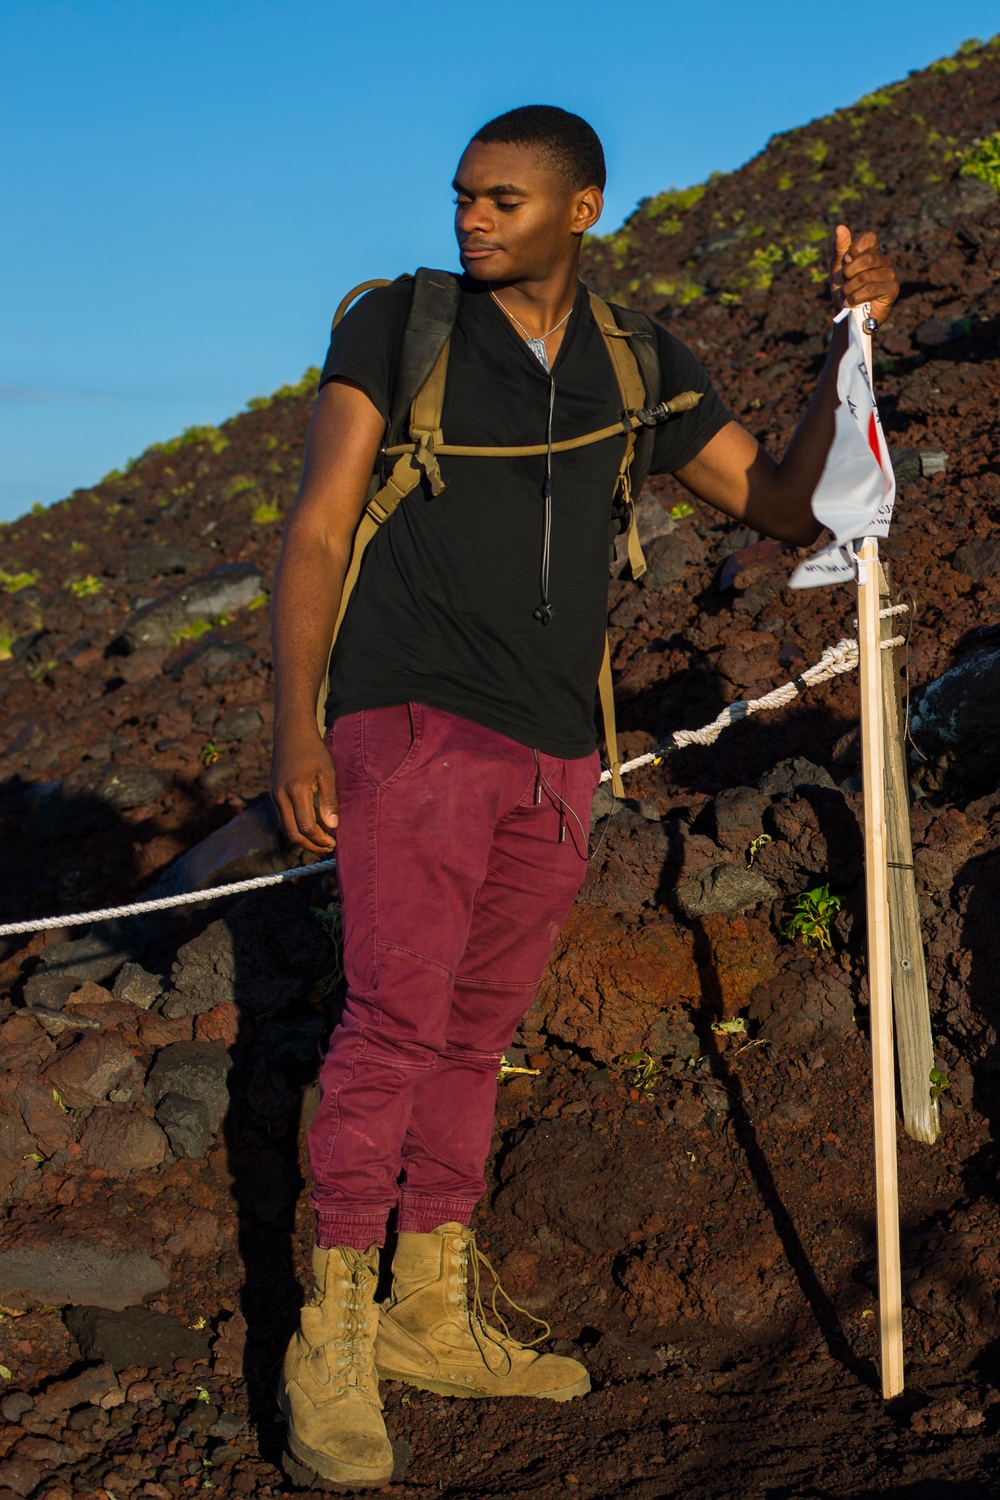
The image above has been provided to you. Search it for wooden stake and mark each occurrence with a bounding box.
[879,563,939,1145]
[858,527,904,1398]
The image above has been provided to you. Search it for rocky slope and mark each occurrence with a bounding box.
[3,35,1000,1500]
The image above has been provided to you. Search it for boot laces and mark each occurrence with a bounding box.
[326,1260,379,1402]
[454,1229,550,1375]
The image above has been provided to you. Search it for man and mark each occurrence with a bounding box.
[270,105,899,1489]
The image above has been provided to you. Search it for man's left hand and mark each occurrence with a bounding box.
[831,225,899,328]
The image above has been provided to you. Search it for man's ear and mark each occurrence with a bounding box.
[572,186,604,236]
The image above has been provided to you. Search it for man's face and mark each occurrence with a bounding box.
[453,138,603,284]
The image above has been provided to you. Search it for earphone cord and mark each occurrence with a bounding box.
[535,374,556,625]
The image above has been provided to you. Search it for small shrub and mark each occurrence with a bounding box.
[620,1050,660,1095]
[251,502,283,525]
[30,501,45,516]
[960,132,1000,192]
[0,568,41,593]
[199,740,220,767]
[245,367,321,411]
[66,575,103,597]
[169,617,213,645]
[669,501,694,520]
[783,884,842,950]
[69,539,85,553]
[929,1067,951,1104]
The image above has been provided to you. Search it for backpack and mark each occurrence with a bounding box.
[323,268,703,797]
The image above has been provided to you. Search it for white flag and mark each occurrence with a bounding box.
[789,306,896,589]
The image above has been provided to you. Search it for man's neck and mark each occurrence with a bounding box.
[487,260,580,340]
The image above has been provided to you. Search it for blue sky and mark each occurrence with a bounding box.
[2,0,998,521]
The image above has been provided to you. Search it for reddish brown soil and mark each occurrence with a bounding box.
[3,36,1000,1500]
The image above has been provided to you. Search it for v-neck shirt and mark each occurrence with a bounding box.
[318,275,730,758]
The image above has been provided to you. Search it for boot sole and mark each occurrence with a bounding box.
[276,1389,395,1490]
[376,1364,591,1402]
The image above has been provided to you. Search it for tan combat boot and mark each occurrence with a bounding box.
[278,1244,394,1490]
[375,1222,590,1401]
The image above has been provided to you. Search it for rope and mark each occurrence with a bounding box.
[600,604,909,783]
[0,859,338,937]
[0,606,910,936]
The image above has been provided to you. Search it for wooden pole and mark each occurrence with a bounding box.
[879,564,939,1145]
[858,502,905,1398]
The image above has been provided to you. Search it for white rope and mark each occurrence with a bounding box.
[0,606,910,936]
[0,858,338,937]
[600,604,909,782]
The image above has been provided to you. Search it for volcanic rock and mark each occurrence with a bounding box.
[33,928,132,986]
[748,970,856,1047]
[112,962,163,1009]
[758,757,837,796]
[32,1362,120,1418]
[148,799,289,900]
[676,862,778,917]
[145,1041,231,1132]
[119,562,263,650]
[78,1106,168,1172]
[213,706,263,742]
[0,1234,169,1310]
[909,639,1000,783]
[155,1092,213,1158]
[94,763,168,809]
[642,529,705,590]
[954,536,1000,581]
[121,542,208,583]
[64,1304,211,1371]
[21,972,79,1012]
[44,1032,138,1109]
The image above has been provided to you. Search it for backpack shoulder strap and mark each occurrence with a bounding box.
[605,302,661,502]
[320,271,461,726]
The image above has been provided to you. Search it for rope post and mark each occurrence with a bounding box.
[857,422,905,1392]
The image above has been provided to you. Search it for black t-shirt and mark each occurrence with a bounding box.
[319,275,730,759]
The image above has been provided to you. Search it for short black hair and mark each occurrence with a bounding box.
[473,105,606,192]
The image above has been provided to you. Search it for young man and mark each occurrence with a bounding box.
[270,106,899,1488]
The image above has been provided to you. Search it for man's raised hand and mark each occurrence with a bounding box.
[831,225,899,328]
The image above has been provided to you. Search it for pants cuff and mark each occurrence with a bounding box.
[314,1210,390,1252]
[397,1193,479,1235]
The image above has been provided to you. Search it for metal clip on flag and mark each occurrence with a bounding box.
[790,304,905,1399]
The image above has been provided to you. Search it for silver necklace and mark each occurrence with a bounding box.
[489,287,572,373]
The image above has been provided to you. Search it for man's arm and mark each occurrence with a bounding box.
[674,226,899,544]
[270,379,384,853]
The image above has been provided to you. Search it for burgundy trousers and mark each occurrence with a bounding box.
[308,703,599,1251]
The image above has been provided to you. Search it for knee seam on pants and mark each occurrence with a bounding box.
[377,940,457,979]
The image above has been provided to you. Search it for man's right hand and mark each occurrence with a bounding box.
[271,721,339,854]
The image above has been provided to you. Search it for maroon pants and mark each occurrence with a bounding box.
[308,703,599,1251]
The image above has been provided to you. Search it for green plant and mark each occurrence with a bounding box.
[783,884,842,950]
[226,474,257,498]
[66,575,103,597]
[790,245,821,268]
[960,132,1000,192]
[245,366,320,411]
[199,740,220,767]
[746,834,772,867]
[69,539,85,553]
[929,1067,951,1104]
[195,1384,211,1403]
[0,623,13,662]
[620,1050,660,1094]
[0,568,40,593]
[669,501,694,520]
[310,905,346,1001]
[251,502,283,525]
[731,243,784,295]
[169,617,214,645]
[712,1017,747,1036]
[498,1056,541,1082]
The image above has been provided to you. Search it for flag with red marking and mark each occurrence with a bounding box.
[789,307,895,588]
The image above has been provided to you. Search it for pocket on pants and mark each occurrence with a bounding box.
[359,703,423,785]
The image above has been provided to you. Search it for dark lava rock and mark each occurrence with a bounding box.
[32,1361,119,1418]
[890,448,922,484]
[155,1092,213,1158]
[147,800,288,901]
[748,970,856,1047]
[145,1041,232,1132]
[65,1304,211,1372]
[709,786,769,853]
[676,862,778,918]
[121,542,208,583]
[915,315,970,349]
[22,972,79,1011]
[0,1391,34,1422]
[166,886,331,1018]
[95,764,168,809]
[910,641,1000,782]
[641,529,705,590]
[213,706,263,743]
[78,1108,168,1173]
[119,562,264,651]
[44,1032,138,1109]
[758,756,837,796]
[954,536,1000,581]
[112,962,162,1010]
[34,928,132,986]
[0,1235,169,1311]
